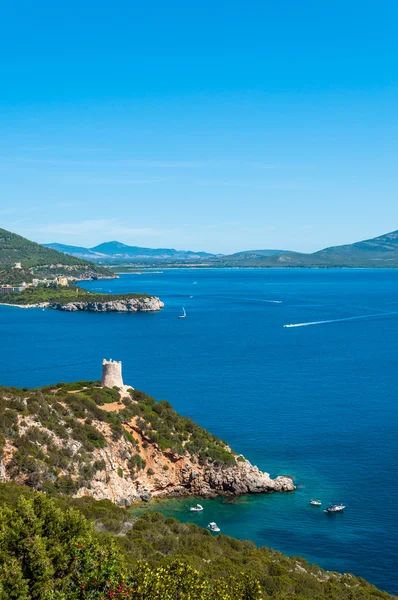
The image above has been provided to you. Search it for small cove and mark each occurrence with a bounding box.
[1,268,397,593]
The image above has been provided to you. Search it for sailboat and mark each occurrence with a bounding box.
[178,307,186,319]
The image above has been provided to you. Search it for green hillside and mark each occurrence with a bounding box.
[0,381,395,598]
[0,381,236,495]
[0,228,91,267]
[0,228,112,282]
[213,229,398,268]
[0,483,395,600]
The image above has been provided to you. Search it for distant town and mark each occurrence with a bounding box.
[0,262,69,293]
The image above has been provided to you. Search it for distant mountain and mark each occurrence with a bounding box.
[45,241,217,261]
[0,228,112,283]
[45,243,101,259]
[216,229,398,268]
[313,229,398,261]
[44,229,398,268]
[223,249,290,260]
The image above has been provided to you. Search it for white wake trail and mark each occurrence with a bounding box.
[283,311,398,328]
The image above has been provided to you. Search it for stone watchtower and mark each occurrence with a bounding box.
[101,359,124,388]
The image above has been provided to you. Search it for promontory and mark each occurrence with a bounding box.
[0,371,294,506]
[0,286,164,312]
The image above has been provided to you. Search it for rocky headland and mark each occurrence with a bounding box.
[77,417,294,505]
[0,382,294,506]
[1,296,164,312]
[45,297,162,312]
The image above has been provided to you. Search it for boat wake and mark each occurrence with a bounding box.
[284,311,398,328]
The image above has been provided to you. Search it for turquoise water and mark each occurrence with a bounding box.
[1,269,397,593]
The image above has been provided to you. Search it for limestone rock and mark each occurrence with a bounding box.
[50,297,164,312]
[1,387,294,506]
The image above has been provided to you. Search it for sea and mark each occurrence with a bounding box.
[0,268,397,594]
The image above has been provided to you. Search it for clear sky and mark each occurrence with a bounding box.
[1,0,398,254]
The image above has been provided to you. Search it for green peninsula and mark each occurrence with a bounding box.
[0,285,145,305]
[0,285,164,312]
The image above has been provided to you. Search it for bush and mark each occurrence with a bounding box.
[93,459,106,472]
[0,492,264,600]
[0,485,394,600]
[128,453,146,472]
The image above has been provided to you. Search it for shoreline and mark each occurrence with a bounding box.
[109,265,398,272]
[0,302,44,309]
[0,297,164,312]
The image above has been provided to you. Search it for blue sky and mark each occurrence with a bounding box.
[1,0,398,253]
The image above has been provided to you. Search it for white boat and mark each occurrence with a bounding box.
[310,499,322,506]
[189,504,203,512]
[178,307,186,319]
[325,504,345,513]
[207,522,220,532]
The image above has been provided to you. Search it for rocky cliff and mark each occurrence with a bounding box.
[3,296,164,312]
[51,296,164,312]
[0,382,294,505]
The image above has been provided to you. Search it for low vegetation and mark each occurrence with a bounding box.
[0,382,237,495]
[0,284,149,305]
[0,483,394,600]
[121,389,236,465]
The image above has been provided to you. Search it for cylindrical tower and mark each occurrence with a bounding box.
[101,359,124,388]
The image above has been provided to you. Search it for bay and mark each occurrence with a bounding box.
[1,268,397,593]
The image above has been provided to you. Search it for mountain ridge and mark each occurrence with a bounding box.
[45,241,216,260]
[45,228,398,268]
[215,228,398,267]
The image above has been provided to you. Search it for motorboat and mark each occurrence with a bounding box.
[189,504,203,512]
[325,504,345,513]
[310,499,322,506]
[207,522,220,532]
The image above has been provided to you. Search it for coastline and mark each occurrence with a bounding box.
[0,296,164,312]
[0,302,44,309]
[0,381,295,507]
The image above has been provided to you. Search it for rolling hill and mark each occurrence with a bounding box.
[215,229,398,268]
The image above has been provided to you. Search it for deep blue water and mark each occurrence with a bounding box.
[1,269,397,594]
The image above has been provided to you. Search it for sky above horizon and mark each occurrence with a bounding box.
[1,1,398,254]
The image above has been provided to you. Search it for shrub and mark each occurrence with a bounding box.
[0,485,393,600]
[93,459,106,472]
[128,453,146,472]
